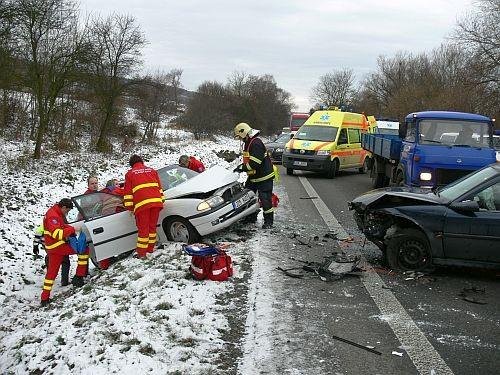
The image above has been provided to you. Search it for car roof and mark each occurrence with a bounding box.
[406,111,491,122]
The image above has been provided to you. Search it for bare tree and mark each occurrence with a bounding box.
[86,14,146,152]
[10,0,88,158]
[310,68,356,108]
[165,68,183,111]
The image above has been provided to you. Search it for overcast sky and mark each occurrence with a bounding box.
[79,0,473,112]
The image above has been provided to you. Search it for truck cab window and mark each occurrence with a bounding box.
[405,122,416,142]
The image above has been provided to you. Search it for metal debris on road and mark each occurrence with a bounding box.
[391,351,404,357]
[331,335,382,355]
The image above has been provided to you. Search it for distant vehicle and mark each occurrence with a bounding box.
[372,118,399,135]
[265,132,291,164]
[349,163,500,271]
[362,111,496,188]
[66,165,259,267]
[289,112,310,131]
[282,108,371,178]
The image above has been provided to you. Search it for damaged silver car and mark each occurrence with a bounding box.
[348,163,500,271]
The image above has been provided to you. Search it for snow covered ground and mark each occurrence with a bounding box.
[0,125,275,374]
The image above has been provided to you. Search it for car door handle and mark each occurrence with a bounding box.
[93,227,104,234]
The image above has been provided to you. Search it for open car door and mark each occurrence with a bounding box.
[72,192,137,262]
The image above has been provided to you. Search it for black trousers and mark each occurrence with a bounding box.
[246,179,273,221]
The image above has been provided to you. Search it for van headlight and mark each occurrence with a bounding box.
[197,196,224,211]
[285,147,291,152]
[317,150,330,156]
[420,172,432,181]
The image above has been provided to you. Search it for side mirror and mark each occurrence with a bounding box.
[399,122,408,139]
[449,200,479,213]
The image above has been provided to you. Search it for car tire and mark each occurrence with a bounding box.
[164,216,200,244]
[326,159,339,179]
[386,228,432,271]
[359,158,369,174]
[90,250,134,269]
[286,168,294,176]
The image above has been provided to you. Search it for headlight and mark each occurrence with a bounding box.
[420,172,432,181]
[197,196,224,211]
[317,150,330,156]
[275,148,283,153]
[285,147,291,152]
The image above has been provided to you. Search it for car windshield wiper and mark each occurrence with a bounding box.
[423,139,442,144]
[452,144,471,147]
[431,186,440,197]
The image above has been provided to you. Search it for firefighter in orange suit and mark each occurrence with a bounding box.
[41,198,89,306]
[123,155,165,258]
[233,122,275,229]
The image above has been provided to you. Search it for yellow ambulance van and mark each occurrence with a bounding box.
[282,108,371,178]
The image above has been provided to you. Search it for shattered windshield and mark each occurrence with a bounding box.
[438,166,498,201]
[294,125,338,142]
[158,165,198,190]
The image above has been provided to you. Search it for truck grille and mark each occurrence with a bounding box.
[435,169,474,185]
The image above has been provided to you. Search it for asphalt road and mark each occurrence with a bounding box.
[275,166,500,375]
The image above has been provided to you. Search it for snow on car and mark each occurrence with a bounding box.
[66,164,259,267]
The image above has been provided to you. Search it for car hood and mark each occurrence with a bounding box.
[349,186,446,210]
[166,165,237,198]
[265,141,286,149]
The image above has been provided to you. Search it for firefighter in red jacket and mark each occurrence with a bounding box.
[124,155,165,258]
[233,122,275,229]
[40,198,89,306]
[179,155,206,173]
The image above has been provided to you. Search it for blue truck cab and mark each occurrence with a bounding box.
[362,111,496,188]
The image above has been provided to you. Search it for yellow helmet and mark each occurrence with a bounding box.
[234,122,252,139]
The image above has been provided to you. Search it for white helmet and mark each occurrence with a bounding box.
[234,122,252,139]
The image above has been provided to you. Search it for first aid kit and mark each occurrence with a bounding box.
[182,243,233,281]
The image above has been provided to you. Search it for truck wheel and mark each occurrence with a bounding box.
[386,228,432,271]
[326,159,339,179]
[394,171,405,187]
[286,168,294,176]
[371,162,385,188]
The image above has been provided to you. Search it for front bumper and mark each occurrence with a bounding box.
[282,152,330,171]
[188,190,260,236]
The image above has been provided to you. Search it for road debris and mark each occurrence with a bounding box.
[391,350,404,357]
[331,335,382,355]
[459,286,487,305]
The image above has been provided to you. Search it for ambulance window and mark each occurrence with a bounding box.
[348,129,360,143]
[338,129,348,144]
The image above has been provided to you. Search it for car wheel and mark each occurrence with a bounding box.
[90,250,134,269]
[164,216,200,243]
[286,168,294,175]
[386,228,432,271]
[359,158,369,174]
[325,159,339,179]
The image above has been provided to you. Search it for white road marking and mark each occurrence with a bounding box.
[297,176,454,375]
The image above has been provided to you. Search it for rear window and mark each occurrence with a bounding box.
[294,125,338,142]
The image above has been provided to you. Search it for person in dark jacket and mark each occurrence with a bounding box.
[233,122,275,229]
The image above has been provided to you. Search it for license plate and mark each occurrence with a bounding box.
[294,161,307,166]
[233,192,251,209]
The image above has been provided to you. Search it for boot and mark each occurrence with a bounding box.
[72,275,85,288]
[262,212,274,229]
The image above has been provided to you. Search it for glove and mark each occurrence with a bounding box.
[233,164,244,173]
[33,244,39,256]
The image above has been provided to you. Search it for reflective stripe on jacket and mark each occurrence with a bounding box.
[241,136,274,183]
[123,162,165,213]
[43,204,75,250]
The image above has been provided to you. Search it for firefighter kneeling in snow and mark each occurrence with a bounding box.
[233,122,275,229]
[40,198,89,306]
